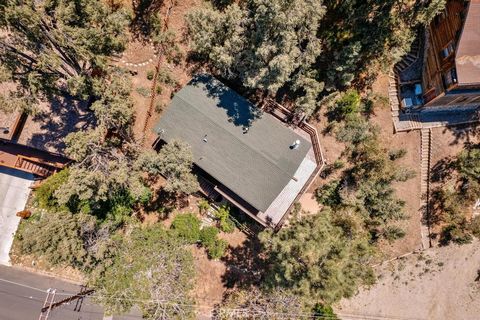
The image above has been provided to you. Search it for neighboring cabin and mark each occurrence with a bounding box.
[154,75,322,229]
[422,0,480,108]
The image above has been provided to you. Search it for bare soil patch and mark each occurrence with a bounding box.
[337,239,480,320]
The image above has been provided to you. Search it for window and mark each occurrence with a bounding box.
[442,68,458,89]
[440,42,455,59]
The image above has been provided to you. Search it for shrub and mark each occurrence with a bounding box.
[155,85,163,94]
[35,169,70,208]
[214,205,235,233]
[206,238,228,260]
[200,226,218,246]
[136,86,151,97]
[155,102,165,113]
[171,213,201,244]
[313,304,339,319]
[383,226,406,242]
[146,70,155,80]
[330,90,361,120]
[388,148,407,161]
[197,199,210,214]
[440,223,473,246]
[157,68,177,86]
[316,180,341,207]
[470,216,480,238]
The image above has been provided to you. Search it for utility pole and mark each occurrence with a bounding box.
[38,288,56,320]
[38,286,94,320]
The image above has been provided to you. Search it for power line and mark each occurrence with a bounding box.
[0,277,426,320]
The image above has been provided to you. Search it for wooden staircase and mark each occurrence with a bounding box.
[420,128,432,249]
[394,38,421,74]
[14,156,56,177]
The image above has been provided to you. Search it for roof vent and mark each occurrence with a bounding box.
[290,140,301,150]
[203,134,208,143]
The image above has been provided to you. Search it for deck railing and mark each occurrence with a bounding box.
[263,99,326,229]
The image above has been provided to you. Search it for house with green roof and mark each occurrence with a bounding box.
[154,74,322,228]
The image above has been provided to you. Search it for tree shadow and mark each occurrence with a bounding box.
[221,229,267,289]
[130,0,165,38]
[26,97,95,153]
[430,156,455,183]
[142,189,190,219]
[189,74,263,129]
[441,123,480,146]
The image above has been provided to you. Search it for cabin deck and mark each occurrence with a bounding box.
[0,139,70,177]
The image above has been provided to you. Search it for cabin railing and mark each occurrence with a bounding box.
[262,99,326,230]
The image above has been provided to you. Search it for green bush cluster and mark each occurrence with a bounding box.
[214,205,235,233]
[171,213,201,244]
[146,70,155,80]
[35,169,70,208]
[200,226,228,260]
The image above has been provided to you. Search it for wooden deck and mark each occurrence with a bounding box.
[0,139,70,177]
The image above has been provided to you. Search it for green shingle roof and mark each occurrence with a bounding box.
[154,75,312,212]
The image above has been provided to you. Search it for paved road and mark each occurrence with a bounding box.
[0,166,34,265]
[0,265,140,320]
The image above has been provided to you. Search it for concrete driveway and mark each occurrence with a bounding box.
[0,166,34,265]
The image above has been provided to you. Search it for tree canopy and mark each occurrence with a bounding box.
[0,0,130,113]
[91,226,196,320]
[260,209,375,304]
[186,0,446,116]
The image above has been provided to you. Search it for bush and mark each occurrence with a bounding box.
[388,148,407,161]
[206,238,228,260]
[157,68,177,86]
[197,199,210,214]
[383,225,406,242]
[171,213,201,244]
[214,205,235,233]
[35,169,70,208]
[440,223,473,246]
[136,86,151,97]
[146,70,155,80]
[199,226,227,259]
[155,85,163,94]
[200,226,218,246]
[155,102,165,113]
[313,304,339,319]
[470,216,480,238]
[330,90,361,121]
[316,180,341,207]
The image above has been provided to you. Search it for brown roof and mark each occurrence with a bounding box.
[456,0,480,86]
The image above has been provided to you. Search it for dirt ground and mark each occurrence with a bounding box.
[309,73,423,258]
[427,125,480,241]
[337,239,480,320]
[118,0,203,145]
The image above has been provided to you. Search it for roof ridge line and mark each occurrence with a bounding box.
[175,94,297,181]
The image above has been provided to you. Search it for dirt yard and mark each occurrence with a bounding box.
[337,239,480,320]
[309,73,423,258]
[116,0,203,145]
[429,125,480,241]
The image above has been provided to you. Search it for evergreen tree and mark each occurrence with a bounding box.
[91,226,196,320]
[0,0,130,112]
[260,209,375,304]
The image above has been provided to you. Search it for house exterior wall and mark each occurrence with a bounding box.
[422,0,467,106]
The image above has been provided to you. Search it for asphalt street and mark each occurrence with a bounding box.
[0,265,140,320]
